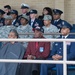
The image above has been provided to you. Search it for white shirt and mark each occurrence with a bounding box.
[31,19,35,27]
[62,34,69,39]
[12,19,16,25]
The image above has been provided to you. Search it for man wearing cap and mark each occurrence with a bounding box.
[10,9,21,27]
[16,15,33,48]
[52,9,64,30]
[29,9,43,30]
[40,21,75,75]
[43,15,59,38]
[19,3,29,18]
[0,9,5,26]
[16,26,50,75]
[0,15,15,38]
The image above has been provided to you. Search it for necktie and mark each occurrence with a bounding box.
[36,42,39,49]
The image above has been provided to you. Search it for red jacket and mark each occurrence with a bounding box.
[24,39,50,59]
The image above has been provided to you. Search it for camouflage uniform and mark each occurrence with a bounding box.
[43,24,59,50]
[0,25,16,38]
[43,24,59,38]
[0,25,16,46]
[16,24,33,48]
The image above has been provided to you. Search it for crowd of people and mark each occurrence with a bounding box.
[0,3,75,75]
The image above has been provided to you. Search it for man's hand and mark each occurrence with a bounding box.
[27,55,36,59]
[55,54,62,60]
[52,54,62,60]
[52,55,58,60]
[27,55,32,59]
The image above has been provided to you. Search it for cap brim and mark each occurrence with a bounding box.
[21,6,29,9]
[20,17,28,21]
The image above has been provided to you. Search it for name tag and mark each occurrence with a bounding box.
[66,42,71,45]
[39,47,44,52]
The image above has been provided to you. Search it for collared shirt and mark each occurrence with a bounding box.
[31,19,35,27]
[54,19,60,23]
[12,19,16,25]
[62,34,69,39]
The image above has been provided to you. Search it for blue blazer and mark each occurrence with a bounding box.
[29,18,43,29]
[12,19,21,27]
[0,18,5,26]
[52,19,63,29]
[51,35,75,60]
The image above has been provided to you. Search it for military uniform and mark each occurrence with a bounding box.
[16,24,33,48]
[40,21,75,75]
[29,18,43,29]
[43,15,59,38]
[0,25,16,38]
[12,19,21,27]
[43,24,59,38]
[52,9,63,30]
[19,3,30,18]
[52,19,63,29]
[28,9,43,30]
[0,9,5,26]
[10,10,21,27]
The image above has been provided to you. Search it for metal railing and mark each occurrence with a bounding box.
[0,39,75,75]
[19,32,75,35]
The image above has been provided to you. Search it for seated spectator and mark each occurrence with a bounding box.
[40,21,75,75]
[28,9,43,31]
[4,5,11,16]
[52,9,64,30]
[16,27,50,75]
[10,9,21,27]
[0,9,5,26]
[39,7,53,21]
[19,3,30,18]
[16,15,33,48]
[0,29,25,75]
[0,15,15,38]
[43,15,59,38]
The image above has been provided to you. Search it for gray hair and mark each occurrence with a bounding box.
[9,29,19,38]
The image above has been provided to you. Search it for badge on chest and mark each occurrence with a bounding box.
[39,47,44,52]
[66,42,71,45]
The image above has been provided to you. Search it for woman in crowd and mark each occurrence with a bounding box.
[16,15,33,48]
[38,7,53,21]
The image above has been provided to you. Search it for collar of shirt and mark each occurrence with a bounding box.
[12,19,16,24]
[31,19,35,22]
[62,34,69,39]
[55,19,60,22]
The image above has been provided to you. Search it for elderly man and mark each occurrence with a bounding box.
[40,21,75,75]
[0,29,25,75]
[16,26,50,75]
